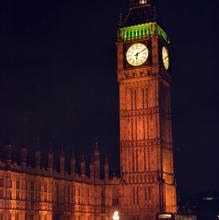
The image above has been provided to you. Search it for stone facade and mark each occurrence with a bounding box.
[0,144,120,220]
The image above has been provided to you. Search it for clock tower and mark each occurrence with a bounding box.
[117,0,177,219]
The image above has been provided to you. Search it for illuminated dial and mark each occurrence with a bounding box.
[162,46,170,70]
[126,43,149,66]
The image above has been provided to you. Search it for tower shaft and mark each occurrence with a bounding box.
[117,3,177,219]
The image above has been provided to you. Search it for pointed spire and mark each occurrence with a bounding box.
[123,0,156,27]
[80,154,86,177]
[36,137,40,150]
[5,144,13,164]
[49,142,53,154]
[60,146,65,174]
[48,143,53,172]
[71,150,76,176]
[61,146,64,156]
[35,139,41,169]
[93,139,100,179]
[89,157,95,179]
[104,156,109,180]
[21,146,28,168]
[94,138,100,159]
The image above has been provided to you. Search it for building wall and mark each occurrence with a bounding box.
[0,166,120,220]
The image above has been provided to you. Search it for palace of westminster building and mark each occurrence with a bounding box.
[0,0,177,219]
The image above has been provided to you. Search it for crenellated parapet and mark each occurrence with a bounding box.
[0,142,120,220]
[0,141,112,183]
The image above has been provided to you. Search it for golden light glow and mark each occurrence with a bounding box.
[162,46,169,70]
[139,0,147,4]
[113,211,120,220]
[126,43,149,66]
[158,213,173,219]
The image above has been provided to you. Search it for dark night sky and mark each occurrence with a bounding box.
[0,0,219,193]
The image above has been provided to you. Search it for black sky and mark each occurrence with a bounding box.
[0,0,219,193]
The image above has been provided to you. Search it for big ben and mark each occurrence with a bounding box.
[117,0,177,219]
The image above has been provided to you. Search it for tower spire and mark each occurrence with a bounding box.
[122,0,156,27]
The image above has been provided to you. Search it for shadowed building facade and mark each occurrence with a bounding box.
[0,0,176,219]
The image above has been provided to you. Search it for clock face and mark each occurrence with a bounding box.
[126,43,149,67]
[162,46,170,70]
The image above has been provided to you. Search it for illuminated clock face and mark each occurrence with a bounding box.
[126,43,149,67]
[162,46,170,70]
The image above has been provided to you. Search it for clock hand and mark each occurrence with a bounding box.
[135,53,139,59]
[135,48,146,58]
[138,48,146,54]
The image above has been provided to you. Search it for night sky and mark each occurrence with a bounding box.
[0,0,218,193]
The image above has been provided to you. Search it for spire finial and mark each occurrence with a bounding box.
[49,142,53,154]
[71,149,76,160]
[139,0,147,4]
[94,138,100,157]
[36,137,40,151]
[61,145,64,156]
[95,137,98,146]
[129,0,153,9]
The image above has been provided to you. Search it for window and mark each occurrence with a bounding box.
[133,188,135,204]
[101,189,105,206]
[16,180,20,189]
[15,214,19,220]
[16,191,20,200]
[44,183,47,192]
[0,189,3,198]
[0,179,3,187]
[8,179,12,188]
[31,181,34,191]
[8,190,12,199]
[112,195,119,206]
[78,188,80,205]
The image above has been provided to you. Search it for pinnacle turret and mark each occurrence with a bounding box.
[21,146,27,168]
[35,140,41,169]
[80,154,86,177]
[71,150,76,176]
[60,147,65,174]
[93,140,100,179]
[104,156,109,180]
[48,144,53,172]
